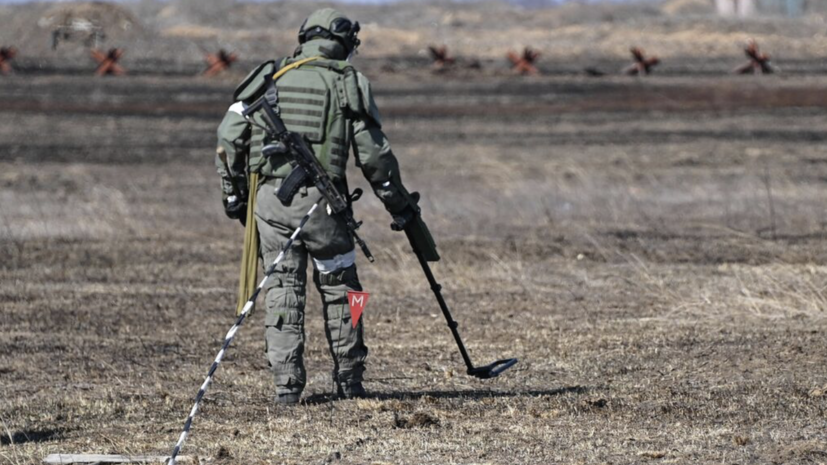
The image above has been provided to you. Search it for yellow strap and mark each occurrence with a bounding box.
[235,56,321,316]
[273,56,321,80]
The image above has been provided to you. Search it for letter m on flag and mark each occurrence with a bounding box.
[347,291,369,328]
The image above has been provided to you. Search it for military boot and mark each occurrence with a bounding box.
[337,381,367,399]
[276,393,301,405]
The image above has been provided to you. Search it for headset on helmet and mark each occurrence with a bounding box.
[298,12,361,54]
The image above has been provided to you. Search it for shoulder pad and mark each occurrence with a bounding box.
[356,71,382,128]
[233,60,276,102]
[337,67,381,127]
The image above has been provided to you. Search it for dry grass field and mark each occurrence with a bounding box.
[1,66,826,464]
[2,0,827,460]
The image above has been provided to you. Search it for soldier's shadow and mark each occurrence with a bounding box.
[301,385,587,406]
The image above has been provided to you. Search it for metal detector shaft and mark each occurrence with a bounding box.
[166,203,319,465]
[413,249,476,372]
[408,229,517,379]
[393,190,516,377]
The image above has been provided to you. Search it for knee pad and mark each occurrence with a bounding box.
[262,248,308,327]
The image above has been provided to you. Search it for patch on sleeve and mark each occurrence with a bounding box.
[228,101,249,115]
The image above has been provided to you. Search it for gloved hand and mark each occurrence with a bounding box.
[224,195,247,226]
[390,207,415,232]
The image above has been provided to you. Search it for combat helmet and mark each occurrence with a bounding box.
[298,8,361,55]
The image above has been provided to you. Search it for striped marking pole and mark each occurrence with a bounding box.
[167,202,319,465]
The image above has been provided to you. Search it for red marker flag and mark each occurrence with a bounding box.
[347,291,369,328]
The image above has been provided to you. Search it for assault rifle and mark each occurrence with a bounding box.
[242,93,374,262]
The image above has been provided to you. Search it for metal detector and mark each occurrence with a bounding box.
[395,193,518,379]
[414,249,519,379]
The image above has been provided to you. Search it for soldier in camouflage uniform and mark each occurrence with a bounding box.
[215,8,413,404]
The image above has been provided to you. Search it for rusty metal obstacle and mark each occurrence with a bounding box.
[0,46,17,75]
[92,48,125,76]
[507,47,540,75]
[203,49,238,77]
[734,39,773,74]
[428,45,456,69]
[624,47,660,76]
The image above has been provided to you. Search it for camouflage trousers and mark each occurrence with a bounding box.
[255,177,367,396]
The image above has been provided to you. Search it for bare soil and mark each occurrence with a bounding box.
[1,66,827,464]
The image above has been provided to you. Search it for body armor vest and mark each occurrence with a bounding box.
[249,58,353,180]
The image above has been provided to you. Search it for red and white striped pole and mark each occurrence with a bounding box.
[166,202,319,465]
